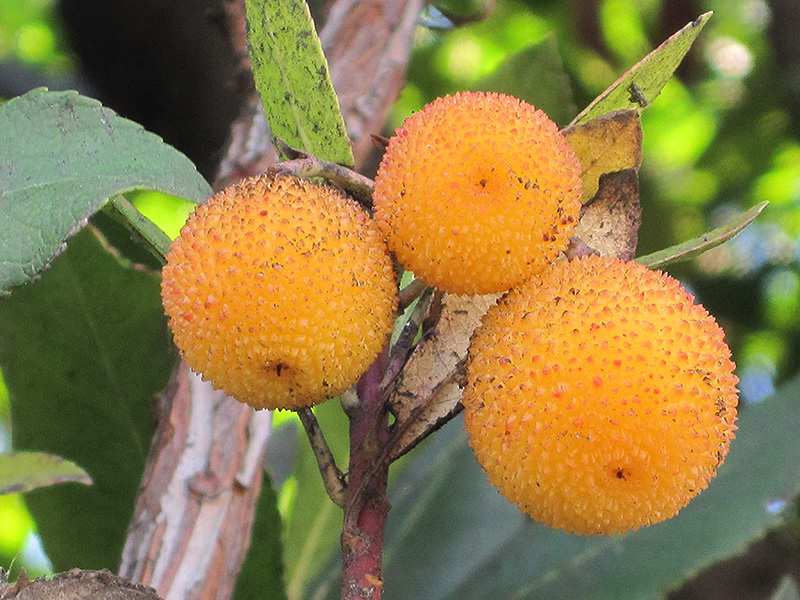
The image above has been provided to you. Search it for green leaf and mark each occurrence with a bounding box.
[284,401,349,600]
[0,227,176,570]
[571,12,712,125]
[233,472,287,600]
[474,34,576,127]
[0,451,91,495]
[637,201,768,269]
[0,88,211,293]
[104,196,174,265]
[245,0,354,166]
[308,374,800,600]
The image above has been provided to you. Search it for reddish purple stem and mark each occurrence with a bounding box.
[341,349,392,600]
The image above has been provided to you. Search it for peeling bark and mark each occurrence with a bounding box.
[118,364,272,600]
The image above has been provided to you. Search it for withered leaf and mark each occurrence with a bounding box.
[562,109,642,204]
[387,363,466,462]
[574,169,642,260]
[387,293,500,461]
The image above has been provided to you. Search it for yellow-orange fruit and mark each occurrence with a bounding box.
[373,91,582,295]
[463,254,738,535]
[161,174,398,410]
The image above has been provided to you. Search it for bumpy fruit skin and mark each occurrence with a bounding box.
[373,91,582,295]
[161,174,398,410]
[463,255,739,535]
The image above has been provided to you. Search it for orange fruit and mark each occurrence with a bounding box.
[373,91,582,295]
[463,254,739,534]
[161,174,398,410]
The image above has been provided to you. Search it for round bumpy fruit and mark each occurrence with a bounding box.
[463,254,739,535]
[373,91,582,295]
[161,174,398,410]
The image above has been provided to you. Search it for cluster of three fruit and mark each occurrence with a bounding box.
[161,91,738,535]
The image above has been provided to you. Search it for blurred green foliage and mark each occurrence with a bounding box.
[0,0,71,72]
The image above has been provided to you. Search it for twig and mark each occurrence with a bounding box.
[296,407,347,508]
[397,278,429,313]
[565,235,600,260]
[269,139,375,208]
[384,358,467,462]
[339,388,360,418]
[370,133,390,148]
[383,285,434,393]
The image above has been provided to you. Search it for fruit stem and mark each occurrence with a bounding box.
[269,139,375,208]
[565,235,600,260]
[341,349,392,600]
[296,407,347,507]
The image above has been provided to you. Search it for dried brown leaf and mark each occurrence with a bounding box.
[562,109,642,204]
[574,169,642,260]
[387,293,500,461]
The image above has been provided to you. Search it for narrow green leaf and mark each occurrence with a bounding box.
[571,12,712,125]
[474,35,576,127]
[637,201,768,269]
[0,88,211,293]
[245,0,354,166]
[0,451,91,495]
[306,372,800,600]
[105,196,174,265]
[0,227,176,570]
